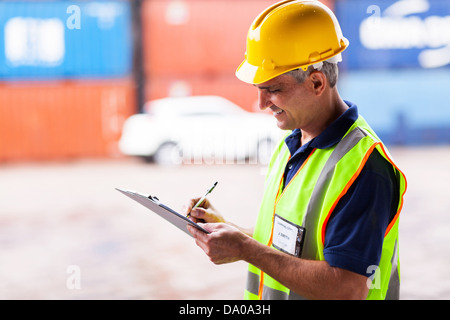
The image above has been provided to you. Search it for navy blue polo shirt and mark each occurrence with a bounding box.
[283,101,399,277]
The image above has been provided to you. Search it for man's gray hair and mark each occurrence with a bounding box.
[286,61,339,88]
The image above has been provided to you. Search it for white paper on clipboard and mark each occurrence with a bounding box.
[116,188,209,237]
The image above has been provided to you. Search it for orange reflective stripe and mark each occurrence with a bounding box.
[258,270,264,299]
[275,148,317,207]
[321,143,378,245]
[320,142,408,245]
[377,143,408,237]
[269,149,316,247]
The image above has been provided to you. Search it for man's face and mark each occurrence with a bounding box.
[254,73,320,131]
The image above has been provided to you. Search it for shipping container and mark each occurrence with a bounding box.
[141,0,334,109]
[0,0,341,162]
[335,0,450,70]
[339,69,450,145]
[145,75,259,112]
[0,79,136,161]
[142,0,334,77]
[0,1,133,80]
[334,0,450,145]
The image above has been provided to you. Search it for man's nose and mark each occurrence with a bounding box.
[257,90,271,111]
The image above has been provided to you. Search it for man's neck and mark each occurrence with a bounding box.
[300,91,348,146]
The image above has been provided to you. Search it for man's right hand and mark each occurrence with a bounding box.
[183,197,225,224]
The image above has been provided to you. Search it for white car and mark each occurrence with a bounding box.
[118,95,285,165]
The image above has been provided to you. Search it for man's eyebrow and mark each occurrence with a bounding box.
[253,84,274,90]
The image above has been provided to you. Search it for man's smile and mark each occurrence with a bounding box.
[270,107,285,117]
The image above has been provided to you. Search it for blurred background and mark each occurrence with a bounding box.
[0,0,449,299]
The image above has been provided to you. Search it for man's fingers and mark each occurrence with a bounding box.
[190,207,205,218]
[183,197,211,216]
[187,223,210,238]
[187,224,200,237]
[187,224,212,253]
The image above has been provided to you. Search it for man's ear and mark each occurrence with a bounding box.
[309,71,327,96]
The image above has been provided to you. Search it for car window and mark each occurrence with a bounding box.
[182,111,223,117]
[144,96,247,117]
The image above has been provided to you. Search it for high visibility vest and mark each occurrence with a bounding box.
[244,116,407,300]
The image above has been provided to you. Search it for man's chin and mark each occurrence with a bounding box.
[276,121,294,131]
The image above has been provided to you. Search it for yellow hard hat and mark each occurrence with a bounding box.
[236,0,349,84]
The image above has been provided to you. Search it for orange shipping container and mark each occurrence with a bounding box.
[0,80,136,162]
[142,0,335,109]
[145,75,258,112]
[142,0,334,78]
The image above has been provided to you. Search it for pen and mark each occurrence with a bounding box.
[187,181,218,217]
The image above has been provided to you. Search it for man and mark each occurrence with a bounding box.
[185,0,407,300]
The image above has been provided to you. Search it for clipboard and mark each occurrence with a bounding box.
[116,188,209,237]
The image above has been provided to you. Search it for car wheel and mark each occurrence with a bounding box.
[154,142,183,166]
[257,138,276,165]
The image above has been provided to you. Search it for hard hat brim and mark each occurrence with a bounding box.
[235,37,349,85]
[235,59,300,85]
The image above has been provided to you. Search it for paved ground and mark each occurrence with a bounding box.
[0,146,449,300]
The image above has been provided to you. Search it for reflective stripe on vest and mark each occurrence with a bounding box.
[244,116,407,300]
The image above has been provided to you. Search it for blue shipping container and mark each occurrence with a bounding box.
[335,0,450,70]
[339,69,450,145]
[0,1,133,80]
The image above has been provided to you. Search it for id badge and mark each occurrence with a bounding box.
[272,214,305,257]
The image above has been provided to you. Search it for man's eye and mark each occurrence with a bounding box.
[268,89,280,93]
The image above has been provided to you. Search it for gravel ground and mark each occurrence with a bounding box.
[0,146,449,300]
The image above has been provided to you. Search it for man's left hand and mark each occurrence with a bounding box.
[187,223,251,265]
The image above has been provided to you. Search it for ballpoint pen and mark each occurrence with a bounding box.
[187,181,218,218]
